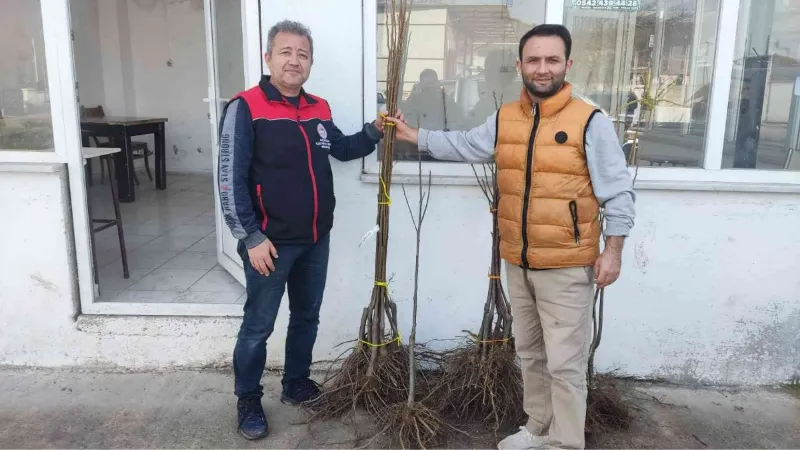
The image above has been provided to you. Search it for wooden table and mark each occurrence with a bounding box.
[81,116,168,203]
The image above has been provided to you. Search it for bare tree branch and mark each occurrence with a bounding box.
[401,184,418,232]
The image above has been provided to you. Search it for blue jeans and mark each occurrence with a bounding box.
[233,233,330,398]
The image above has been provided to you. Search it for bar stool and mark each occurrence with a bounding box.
[83,147,130,280]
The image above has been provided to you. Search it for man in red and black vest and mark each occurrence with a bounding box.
[217,20,394,440]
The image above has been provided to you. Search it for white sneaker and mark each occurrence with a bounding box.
[497,426,549,450]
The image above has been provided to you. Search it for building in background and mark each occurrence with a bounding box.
[0,0,798,386]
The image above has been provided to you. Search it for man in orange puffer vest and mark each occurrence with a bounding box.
[388,24,635,450]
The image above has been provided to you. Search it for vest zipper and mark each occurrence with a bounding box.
[569,200,580,245]
[296,107,319,243]
[520,104,540,269]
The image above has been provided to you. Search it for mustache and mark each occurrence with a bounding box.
[523,75,564,98]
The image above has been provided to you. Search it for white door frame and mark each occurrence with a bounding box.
[205,0,236,285]
[59,0,261,316]
[207,0,262,287]
[42,0,95,313]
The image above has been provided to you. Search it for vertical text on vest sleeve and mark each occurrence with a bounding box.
[218,98,260,241]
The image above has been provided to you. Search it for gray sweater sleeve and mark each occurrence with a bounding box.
[417,112,497,163]
[585,113,636,236]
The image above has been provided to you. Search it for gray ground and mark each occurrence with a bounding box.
[0,368,798,449]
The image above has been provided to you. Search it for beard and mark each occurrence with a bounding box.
[523,73,566,99]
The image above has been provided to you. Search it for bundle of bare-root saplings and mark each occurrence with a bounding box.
[429,162,524,436]
[307,0,412,433]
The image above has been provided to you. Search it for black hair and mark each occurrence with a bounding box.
[518,24,572,61]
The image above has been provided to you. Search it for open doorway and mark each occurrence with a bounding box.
[69,0,247,305]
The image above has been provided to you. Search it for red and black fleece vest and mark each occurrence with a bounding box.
[223,75,380,245]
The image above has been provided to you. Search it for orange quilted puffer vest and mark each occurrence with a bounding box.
[496,82,602,269]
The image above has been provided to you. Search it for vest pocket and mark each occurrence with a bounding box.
[568,200,580,245]
[256,184,268,232]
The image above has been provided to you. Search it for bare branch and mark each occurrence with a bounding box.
[470,164,492,203]
[421,171,433,223]
[401,183,418,232]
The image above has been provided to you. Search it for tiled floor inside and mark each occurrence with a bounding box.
[88,170,244,304]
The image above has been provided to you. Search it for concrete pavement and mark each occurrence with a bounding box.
[0,368,798,449]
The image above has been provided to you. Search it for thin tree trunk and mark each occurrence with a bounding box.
[403,151,431,405]
[407,218,420,405]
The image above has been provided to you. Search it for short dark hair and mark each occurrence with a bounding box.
[518,24,572,61]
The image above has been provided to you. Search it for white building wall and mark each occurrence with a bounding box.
[71,0,106,108]
[0,0,798,386]
[73,0,214,173]
[0,165,240,368]
[124,0,212,173]
[2,164,797,384]
[0,167,80,365]
[95,0,138,117]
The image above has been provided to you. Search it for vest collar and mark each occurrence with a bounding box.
[518,81,573,118]
[259,74,318,106]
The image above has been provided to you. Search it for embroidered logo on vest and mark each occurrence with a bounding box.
[555,131,568,144]
[316,123,331,150]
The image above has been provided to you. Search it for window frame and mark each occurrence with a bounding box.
[0,0,99,311]
[361,0,484,179]
[34,0,97,312]
[360,0,800,191]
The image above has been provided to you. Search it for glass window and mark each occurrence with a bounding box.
[724,0,800,170]
[564,0,720,167]
[376,0,545,162]
[0,0,53,151]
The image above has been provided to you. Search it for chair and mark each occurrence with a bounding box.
[83,147,130,280]
[80,105,153,185]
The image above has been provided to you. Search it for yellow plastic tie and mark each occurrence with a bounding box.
[375,280,391,296]
[489,208,498,213]
[378,177,392,206]
[380,112,396,128]
[356,280,400,347]
[488,274,501,280]
[359,331,402,348]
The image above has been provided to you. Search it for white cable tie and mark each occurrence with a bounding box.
[359,224,380,248]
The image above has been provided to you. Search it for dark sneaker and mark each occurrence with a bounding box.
[237,394,268,440]
[280,378,324,407]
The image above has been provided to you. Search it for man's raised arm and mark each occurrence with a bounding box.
[387,111,498,163]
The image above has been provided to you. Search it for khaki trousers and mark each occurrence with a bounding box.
[505,261,595,450]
